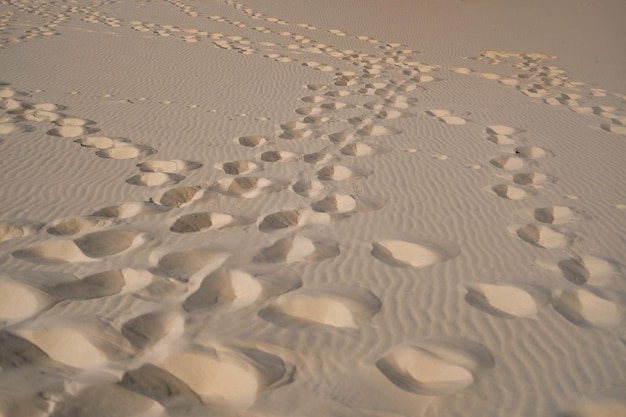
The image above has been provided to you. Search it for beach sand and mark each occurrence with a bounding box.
[1,1,625,416]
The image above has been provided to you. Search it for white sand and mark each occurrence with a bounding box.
[1,0,625,416]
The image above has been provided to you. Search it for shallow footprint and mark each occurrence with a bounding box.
[371,238,460,268]
[93,201,169,218]
[489,155,525,171]
[150,248,230,282]
[126,172,184,187]
[14,230,143,264]
[216,160,259,175]
[259,286,381,329]
[96,144,156,159]
[183,268,262,312]
[258,210,330,232]
[137,159,202,173]
[0,277,51,324]
[516,224,568,249]
[558,255,618,286]
[552,289,621,328]
[48,118,99,138]
[53,383,164,417]
[213,176,285,198]
[156,185,203,208]
[534,206,585,224]
[49,268,152,300]
[316,165,370,181]
[171,212,239,233]
[491,184,529,200]
[254,234,339,264]
[512,172,551,186]
[12,318,134,369]
[465,284,539,318]
[47,216,113,236]
[377,338,494,395]
[156,346,291,408]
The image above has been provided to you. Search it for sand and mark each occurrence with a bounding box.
[1,0,625,416]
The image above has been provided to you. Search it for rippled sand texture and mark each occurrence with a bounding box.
[1,0,626,416]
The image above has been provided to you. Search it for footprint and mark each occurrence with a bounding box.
[516,224,568,249]
[48,268,152,300]
[0,121,34,134]
[126,172,184,186]
[515,146,548,159]
[14,229,143,264]
[254,234,339,264]
[52,383,164,417]
[236,135,267,148]
[119,364,203,407]
[291,177,324,198]
[534,206,585,224]
[600,120,626,135]
[0,222,25,243]
[558,255,618,286]
[0,331,52,369]
[47,216,113,236]
[136,159,202,173]
[213,176,284,198]
[170,212,239,233]
[485,125,520,136]
[512,172,551,186]
[74,135,130,149]
[0,277,51,324]
[426,109,466,125]
[150,248,230,282]
[47,118,99,138]
[340,142,390,157]
[465,284,540,318]
[93,201,169,218]
[259,286,381,329]
[96,144,156,159]
[552,289,621,328]
[371,238,460,268]
[258,210,330,232]
[12,319,134,369]
[156,346,293,408]
[279,127,313,140]
[156,185,203,208]
[317,165,370,181]
[312,193,384,214]
[184,268,264,312]
[216,160,259,175]
[489,155,525,170]
[121,311,184,351]
[377,339,494,395]
[312,194,358,213]
[259,150,299,162]
[491,184,529,200]
[356,123,402,137]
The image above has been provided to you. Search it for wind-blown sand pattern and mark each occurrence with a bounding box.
[1,0,625,416]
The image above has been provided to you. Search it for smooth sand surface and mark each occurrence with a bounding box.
[1,1,625,416]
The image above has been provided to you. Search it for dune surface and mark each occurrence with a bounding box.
[1,0,625,416]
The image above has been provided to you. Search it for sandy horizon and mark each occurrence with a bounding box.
[1,1,625,416]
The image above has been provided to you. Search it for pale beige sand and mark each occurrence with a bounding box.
[1,0,626,416]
